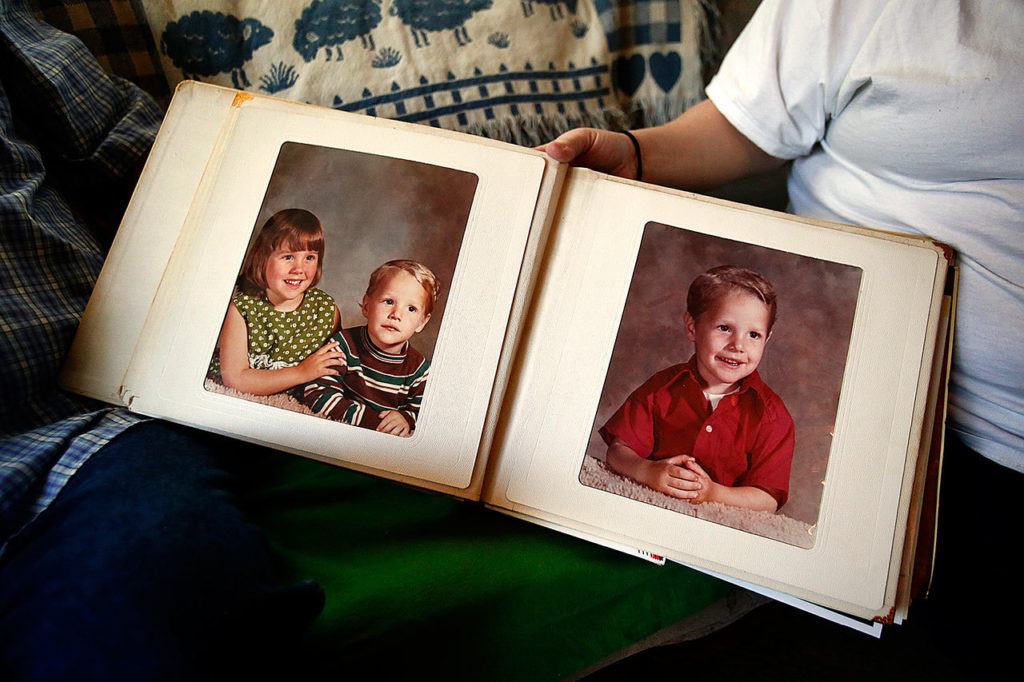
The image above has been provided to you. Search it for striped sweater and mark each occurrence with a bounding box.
[297,326,429,432]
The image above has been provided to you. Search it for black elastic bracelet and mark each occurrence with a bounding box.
[622,130,644,182]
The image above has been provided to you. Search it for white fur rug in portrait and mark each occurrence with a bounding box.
[204,378,316,415]
[579,456,815,549]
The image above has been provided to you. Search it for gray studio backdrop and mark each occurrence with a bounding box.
[583,221,862,527]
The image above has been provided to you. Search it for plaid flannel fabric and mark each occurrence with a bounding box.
[0,1,161,552]
[595,0,685,51]
[30,0,170,103]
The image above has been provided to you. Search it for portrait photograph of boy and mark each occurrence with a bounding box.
[580,221,862,547]
[205,142,478,438]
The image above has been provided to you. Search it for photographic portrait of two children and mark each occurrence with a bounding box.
[205,142,476,439]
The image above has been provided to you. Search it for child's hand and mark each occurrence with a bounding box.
[606,442,702,500]
[637,454,704,501]
[297,341,346,382]
[376,410,412,437]
[537,128,639,179]
[681,459,779,512]
[682,458,717,505]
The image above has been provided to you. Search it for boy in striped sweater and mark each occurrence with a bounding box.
[298,260,437,437]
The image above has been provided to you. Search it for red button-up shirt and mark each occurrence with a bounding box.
[600,359,795,507]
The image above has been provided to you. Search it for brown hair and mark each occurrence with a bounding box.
[238,208,324,296]
[365,259,441,316]
[687,265,778,331]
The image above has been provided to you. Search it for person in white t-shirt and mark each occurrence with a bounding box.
[542,0,1023,473]
[541,0,1021,666]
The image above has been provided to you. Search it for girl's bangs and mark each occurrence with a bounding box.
[280,230,324,254]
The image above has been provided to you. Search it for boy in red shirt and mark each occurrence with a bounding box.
[601,265,794,512]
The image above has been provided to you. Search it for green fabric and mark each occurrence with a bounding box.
[238,286,336,369]
[245,454,733,679]
[208,287,336,377]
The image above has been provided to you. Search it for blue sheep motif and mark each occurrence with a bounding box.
[389,0,494,48]
[161,11,273,89]
[521,0,578,21]
[293,0,384,62]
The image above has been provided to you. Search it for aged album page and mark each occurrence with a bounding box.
[487,170,946,619]
[109,88,551,494]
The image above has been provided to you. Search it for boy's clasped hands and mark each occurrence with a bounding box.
[608,445,717,504]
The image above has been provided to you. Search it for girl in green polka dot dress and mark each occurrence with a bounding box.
[213,208,346,395]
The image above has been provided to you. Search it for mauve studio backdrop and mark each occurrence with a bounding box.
[243,141,478,359]
[583,221,862,530]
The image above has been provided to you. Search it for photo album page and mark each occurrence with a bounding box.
[116,93,552,495]
[488,170,946,619]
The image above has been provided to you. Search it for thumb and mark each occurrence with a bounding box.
[538,128,597,162]
[683,458,708,475]
[663,454,693,464]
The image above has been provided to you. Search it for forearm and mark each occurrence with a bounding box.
[398,383,426,429]
[221,365,312,396]
[706,482,778,513]
[606,442,650,481]
[299,381,381,428]
[632,100,785,190]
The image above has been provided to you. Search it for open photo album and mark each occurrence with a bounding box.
[62,82,956,632]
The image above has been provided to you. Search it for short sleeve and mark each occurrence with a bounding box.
[706,0,887,159]
[599,374,668,459]
[736,397,795,507]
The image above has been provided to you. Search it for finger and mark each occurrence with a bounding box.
[685,460,709,476]
[540,140,573,162]
[662,487,698,500]
[668,466,697,481]
[666,477,701,491]
[539,128,597,162]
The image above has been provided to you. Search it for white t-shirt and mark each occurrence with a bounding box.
[706,0,1024,470]
[705,388,740,412]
